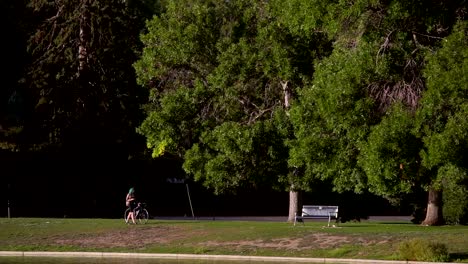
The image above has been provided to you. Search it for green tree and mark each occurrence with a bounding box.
[415,22,468,225]
[136,0,330,221]
[291,0,465,225]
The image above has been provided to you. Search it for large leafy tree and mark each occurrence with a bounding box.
[291,0,466,225]
[136,0,330,221]
[415,22,468,225]
[358,10,467,226]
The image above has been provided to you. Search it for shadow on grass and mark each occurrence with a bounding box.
[338,222,412,227]
[450,253,468,262]
[369,222,413,225]
[144,220,202,225]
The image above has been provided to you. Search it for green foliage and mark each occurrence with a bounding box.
[137,83,211,158]
[438,164,468,225]
[135,0,228,160]
[269,0,381,40]
[414,21,468,222]
[291,43,377,193]
[418,21,468,170]
[134,0,220,88]
[358,105,424,200]
[136,0,330,194]
[184,118,289,194]
[398,238,449,262]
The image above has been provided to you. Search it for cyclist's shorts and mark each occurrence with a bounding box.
[129,200,137,210]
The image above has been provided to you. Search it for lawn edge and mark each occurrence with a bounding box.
[0,251,456,264]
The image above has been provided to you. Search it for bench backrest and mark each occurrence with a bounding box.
[302,205,338,218]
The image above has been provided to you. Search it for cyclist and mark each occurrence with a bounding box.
[125,187,137,224]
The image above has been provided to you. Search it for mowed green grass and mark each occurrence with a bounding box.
[0,218,467,262]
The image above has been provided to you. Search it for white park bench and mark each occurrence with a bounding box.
[294,205,339,227]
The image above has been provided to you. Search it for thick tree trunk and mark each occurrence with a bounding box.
[288,189,302,222]
[421,188,443,226]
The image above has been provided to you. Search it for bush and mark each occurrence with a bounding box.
[399,238,449,262]
[438,164,468,225]
[443,184,468,225]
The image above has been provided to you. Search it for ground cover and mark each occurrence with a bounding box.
[0,218,467,262]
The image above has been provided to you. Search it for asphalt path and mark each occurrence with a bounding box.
[153,215,413,222]
[0,251,451,264]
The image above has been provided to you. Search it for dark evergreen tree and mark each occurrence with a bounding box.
[3,0,159,159]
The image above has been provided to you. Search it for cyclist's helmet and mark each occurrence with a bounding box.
[129,187,135,194]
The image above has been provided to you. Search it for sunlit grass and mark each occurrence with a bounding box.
[0,218,467,262]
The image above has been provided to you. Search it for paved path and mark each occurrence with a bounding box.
[154,215,413,222]
[0,251,452,264]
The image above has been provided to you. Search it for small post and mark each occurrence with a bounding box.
[7,184,11,219]
[186,183,195,219]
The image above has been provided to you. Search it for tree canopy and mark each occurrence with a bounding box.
[290,0,467,224]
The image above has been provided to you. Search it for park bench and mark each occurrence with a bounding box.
[294,205,339,227]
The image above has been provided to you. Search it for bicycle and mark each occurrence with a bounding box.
[124,202,149,224]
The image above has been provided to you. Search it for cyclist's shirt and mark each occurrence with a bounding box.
[126,193,136,208]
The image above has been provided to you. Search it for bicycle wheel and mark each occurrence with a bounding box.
[124,208,131,223]
[136,209,149,224]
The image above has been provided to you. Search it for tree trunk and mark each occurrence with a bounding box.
[288,189,302,222]
[78,0,91,79]
[281,81,290,110]
[421,188,443,226]
[282,80,301,223]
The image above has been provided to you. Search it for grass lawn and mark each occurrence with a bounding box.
[0,218,467,262]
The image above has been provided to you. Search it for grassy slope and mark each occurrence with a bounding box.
[0,218,467,262]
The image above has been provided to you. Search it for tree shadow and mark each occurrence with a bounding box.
[338,222,412,227]
[373,222,413,225]
[450,253,468,262]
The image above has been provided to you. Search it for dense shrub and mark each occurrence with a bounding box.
[443,185,468,225]
[399,238,449,262]
[441,165,468,225]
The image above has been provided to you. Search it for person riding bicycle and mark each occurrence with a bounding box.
[125,187,137,224]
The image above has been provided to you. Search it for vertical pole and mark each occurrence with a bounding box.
[7,184,11,219]
[186,184,195,219]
